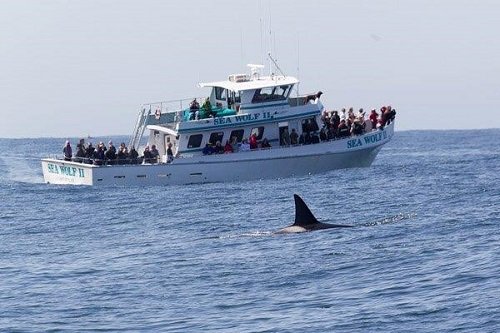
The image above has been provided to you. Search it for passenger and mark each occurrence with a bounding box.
[166,143,174,163]
[364,114,373,132]
[310,91,324,112]
[298,133,305,145]
[75,142,86,163]
[63,140,72,161]
[150,144,159,163]
[290,128,299,145]
[105,141,117,165]
[304,132,312,145]
[202,143,214,155]
[94,143,105,165]
[230,136,239,152]
[240,138,251,152]
[249,133,258,150]
[85,143,95,164]
[202,97,214,118]
[369,109,378,130]
[311,132,320,144]
[117,144,129,164]
[386,105,396,124]
[280,128,291,146]
[351,119,364,135]
[340,108,347,122]
[337,119,350,138]
[261,138,271,149]
[129,147,139,164]
[214,141,224,154]
[319,127,328,141]
[379,106,388,129]
[79,138,86,150]
[331,110,340,130]
[348,107,355,123]
[142,146,152,163]
[224,140,233,154]
[357,108,364,118]
[189,98,200,120]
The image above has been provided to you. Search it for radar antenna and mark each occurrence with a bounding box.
[268,53,286,77]
[247,63,264,80]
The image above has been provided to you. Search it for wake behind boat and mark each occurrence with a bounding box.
[41,64,396,186]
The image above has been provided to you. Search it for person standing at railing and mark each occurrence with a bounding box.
[202,97,214,118]
[63,140,72,161]
[189,98,200,120]
[166,143,174,163]
[75,143,86,163]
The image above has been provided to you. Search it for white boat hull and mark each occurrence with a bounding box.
[42,123,394,186]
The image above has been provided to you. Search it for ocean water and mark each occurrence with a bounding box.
[0,130,499,332]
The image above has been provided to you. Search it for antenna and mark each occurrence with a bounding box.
[268,53,285,77]
[259,0,264,67]
[296,33,300,97]
[268,0,272,76]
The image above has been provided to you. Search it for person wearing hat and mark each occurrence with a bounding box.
[63,140,72,161]
[105,141,117,164]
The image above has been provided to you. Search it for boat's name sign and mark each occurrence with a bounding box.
[213,112,273,126]
[47,163,85,178]
[347,131,388,149]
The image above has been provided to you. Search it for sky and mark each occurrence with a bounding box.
[1,0,499,138]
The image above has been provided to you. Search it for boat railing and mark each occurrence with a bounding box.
[143,96,208,123]
[128,96,206,150]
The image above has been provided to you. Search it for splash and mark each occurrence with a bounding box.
[363,212,417,227]
[0,155,44,184]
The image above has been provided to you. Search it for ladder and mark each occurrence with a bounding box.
[128,106,151,150]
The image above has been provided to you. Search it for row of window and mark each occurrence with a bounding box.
[185,117,319,149]
[187,126,265,148]
[251,85,292,104]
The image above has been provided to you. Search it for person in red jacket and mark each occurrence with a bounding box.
[369,109,378,129]
[249,133,258,150]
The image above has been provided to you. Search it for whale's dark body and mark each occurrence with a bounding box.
[277,194,352,233]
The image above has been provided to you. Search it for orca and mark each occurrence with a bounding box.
[277,194,353,233]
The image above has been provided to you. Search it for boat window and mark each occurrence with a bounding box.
[275,85,291,98]
[250,127,265,140]
[301,117,319,133]
[251,86,287,103]
[231,91,241,104]
[229,129,244,143]
[215,87,227,101]
[187,134,203,148]
[209,132,224,145]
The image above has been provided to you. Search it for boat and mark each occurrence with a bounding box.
[41,64,395,186]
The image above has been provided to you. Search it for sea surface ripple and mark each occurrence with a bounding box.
[0,130,499,332]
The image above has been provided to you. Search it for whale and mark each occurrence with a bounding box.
[277,194,353,233]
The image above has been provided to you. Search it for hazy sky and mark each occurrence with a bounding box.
[1,0,499,138]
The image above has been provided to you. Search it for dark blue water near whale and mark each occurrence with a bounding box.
[0,130,499,332]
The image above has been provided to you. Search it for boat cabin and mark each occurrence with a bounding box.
[137,67,323,161]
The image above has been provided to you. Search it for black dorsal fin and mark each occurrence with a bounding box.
[293,194,320,226]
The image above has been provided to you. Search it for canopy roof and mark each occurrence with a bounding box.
[199,75,299,92]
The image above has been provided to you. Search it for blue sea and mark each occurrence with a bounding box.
[0,130,499,332]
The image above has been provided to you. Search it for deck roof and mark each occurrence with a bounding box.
[199,75,299,92]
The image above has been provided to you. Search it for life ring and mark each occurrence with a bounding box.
[154,108,161,120]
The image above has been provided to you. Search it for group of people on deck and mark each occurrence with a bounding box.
[189,97,217,120]
[318,105,396,140]
[202,134,272,155]
[63,139,175,165]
